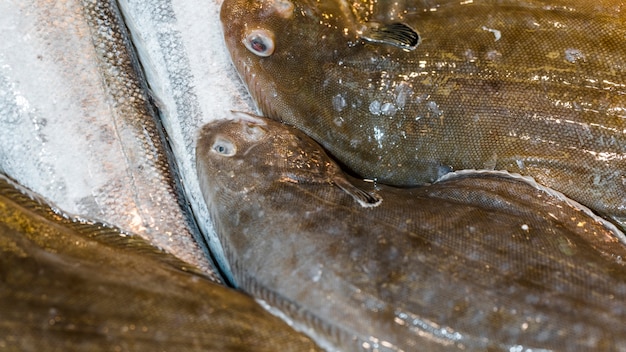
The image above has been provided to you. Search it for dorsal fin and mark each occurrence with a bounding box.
[360,22,420,51]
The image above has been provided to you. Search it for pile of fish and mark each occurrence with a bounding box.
[1,0,625,350]
[220,0,626,231]
[210,0,626,350]
[197,114,626,351]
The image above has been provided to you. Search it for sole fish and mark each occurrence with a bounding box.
[197,113,626,351]
[0,172,322,351]
[220,0,626,230]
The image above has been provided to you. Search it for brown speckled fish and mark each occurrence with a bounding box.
[220,0,626,230]
[197,114,626,351]
[0,173,322,352]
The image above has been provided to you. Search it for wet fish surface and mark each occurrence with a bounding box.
[0,172,322,351]
[0,0,219,276]
[220,0,626,230]
[197,114,626,351]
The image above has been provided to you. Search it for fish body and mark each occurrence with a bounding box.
[0,173,322,351]
[197,114,626,351]
[220,0,626,229]
[0,0,218,276]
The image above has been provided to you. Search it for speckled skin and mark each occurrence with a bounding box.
[0,173,322,351]
[197,115,626,351]
[220,0,626,230]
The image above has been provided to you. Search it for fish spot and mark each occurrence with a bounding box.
[243,29,275,57]
[211,136,237,157]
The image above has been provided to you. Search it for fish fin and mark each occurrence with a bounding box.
[360,22,420,50]
[333,178,382,208]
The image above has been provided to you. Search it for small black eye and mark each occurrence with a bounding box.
[243,29,275,57]
[211,137,236,156]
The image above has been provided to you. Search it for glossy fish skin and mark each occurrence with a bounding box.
[1,0,219,276]
[197,115,626,351]
[0,174,322,352]
[220,0,626,229]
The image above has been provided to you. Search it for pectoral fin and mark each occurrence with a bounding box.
[360,22,420,51]
[334,178,382,208]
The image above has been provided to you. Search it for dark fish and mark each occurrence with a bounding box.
[220,0,626,230]
[197,114,626,351]
[0,173,322,351]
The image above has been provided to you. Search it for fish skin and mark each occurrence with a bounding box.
[0,0,219,277]
[197,114,626,351]
[0,173,322,352]
[220,0,626,230]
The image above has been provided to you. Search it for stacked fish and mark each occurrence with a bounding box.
[205,0,626,350]
[1,0,625,350]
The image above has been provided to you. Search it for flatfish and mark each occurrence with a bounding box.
[0,173,322,351]
[220,0,626,230]
[197,113,626,351]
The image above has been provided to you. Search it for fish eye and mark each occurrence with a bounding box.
[211,137,237,157]
[243,29,275,57]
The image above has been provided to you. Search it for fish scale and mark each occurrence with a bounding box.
[220,0,626,230]
[0,172,322,351]
[196,115,626,351]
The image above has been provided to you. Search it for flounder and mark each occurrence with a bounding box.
[220,0,626,230]
[0,173,321,351]
[197,114,626,351]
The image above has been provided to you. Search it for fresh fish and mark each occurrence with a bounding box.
[111,0,259,282]
[197,113,626,351]
[220,0,626,230]
[0,0,219,277]
[0,172,322,351]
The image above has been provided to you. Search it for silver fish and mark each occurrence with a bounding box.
[114,0,257,281]
[220,0,626,231]
[0,0,219,277]
[0,172,322,351]
[197,113,626,351]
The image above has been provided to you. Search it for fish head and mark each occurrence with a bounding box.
[196,112,338,204]
[196,112,273,202]
[220,0,357,120]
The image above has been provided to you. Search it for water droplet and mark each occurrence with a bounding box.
[369,100,381,115]
[564,48,585,63]
[332,93,347,112]
[427,101,442,116]
[380,102,397,116]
